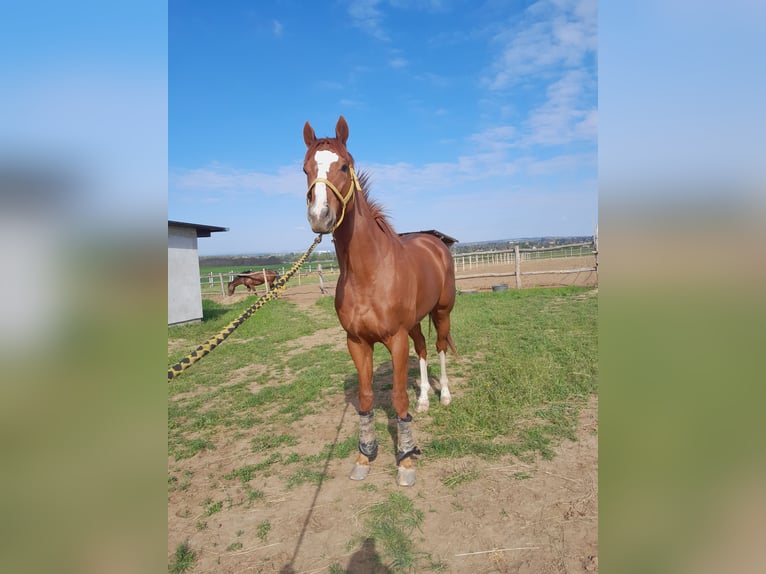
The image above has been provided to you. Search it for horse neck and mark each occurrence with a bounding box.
[333,192,395,274]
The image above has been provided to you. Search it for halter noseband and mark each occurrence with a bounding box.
[307,165,361,232]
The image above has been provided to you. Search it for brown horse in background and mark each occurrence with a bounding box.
[303,115,457,486]
[227,269,280,296]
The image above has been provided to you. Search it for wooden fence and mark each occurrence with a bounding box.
[201,241,598,296]
[453,242,597,289]
[453,242,592,270]
[200,264,337,297]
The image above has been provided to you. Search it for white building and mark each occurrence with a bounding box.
[168,220,228,326]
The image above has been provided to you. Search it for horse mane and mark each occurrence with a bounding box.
[355,170,398,238]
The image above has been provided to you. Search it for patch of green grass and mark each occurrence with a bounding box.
[251,433,298,452]
[245,486,265,505]
[203,500,223,516]
[425,287,597,460]
[168,297,339,391]
[257,520,271,542]
[358,483,378,493]
[225,541,243,552]
[427,558,449,571]
[286,468,328,489]
[167,296,375,461]
[304,434,358,463]
[223,465,258,483]
[284,452,300,464]
[169,542,196,574]
[441,468,480,489]
[361,492,426,572]
[171,437,215,461]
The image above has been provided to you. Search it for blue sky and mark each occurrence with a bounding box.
[170,0,598,255]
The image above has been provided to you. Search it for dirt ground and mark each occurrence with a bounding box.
[170,258,598,573]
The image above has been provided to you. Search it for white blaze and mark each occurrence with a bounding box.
[310,149,339,219]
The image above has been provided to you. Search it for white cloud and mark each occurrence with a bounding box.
[476,1,597,149]
[524,68,596,145]
[171,163,304,196]
[486,0,596,89]
[316,80,344,91]
[469,125,517,149]
[347,0,389,42]
[524,152,596,175]
[272,19,283,37]
[339,98,364,108]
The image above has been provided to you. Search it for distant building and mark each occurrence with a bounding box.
[168,220,228,326]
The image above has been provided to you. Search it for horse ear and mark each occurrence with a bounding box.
[336,116,349,145]
[303,121,316,147]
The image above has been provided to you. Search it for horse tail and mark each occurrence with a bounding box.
[446,333,458,358]
[427,316,459,358]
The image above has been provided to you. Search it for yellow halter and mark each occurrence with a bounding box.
[307,165,361,232]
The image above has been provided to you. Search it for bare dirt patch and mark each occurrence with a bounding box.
[168,393,597,573]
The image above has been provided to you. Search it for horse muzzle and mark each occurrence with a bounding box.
[307,204,336,234]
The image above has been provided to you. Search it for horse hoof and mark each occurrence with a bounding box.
[350,463,371,481]
[440,392,452,406]
[397,466,416,487]
[416,400,429,413]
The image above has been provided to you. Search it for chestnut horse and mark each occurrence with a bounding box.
[303,116,457,486]
[227,269,279,296]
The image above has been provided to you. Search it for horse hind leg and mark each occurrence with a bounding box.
[431,310,454,406]
[409,323,430,413]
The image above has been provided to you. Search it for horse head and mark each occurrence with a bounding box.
[303,115,361,234]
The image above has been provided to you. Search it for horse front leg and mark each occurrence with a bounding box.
[347,335,377,481]
[388,330,420,486]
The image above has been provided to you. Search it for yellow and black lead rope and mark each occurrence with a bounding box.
[168,234,324,381]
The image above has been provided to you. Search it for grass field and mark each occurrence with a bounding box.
[167,286,597,572]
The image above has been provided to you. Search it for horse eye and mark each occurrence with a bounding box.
[341,164,348,173]
[303,167,308,175]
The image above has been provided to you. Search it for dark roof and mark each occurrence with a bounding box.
[398,229,459,247]
[168,220,229,238]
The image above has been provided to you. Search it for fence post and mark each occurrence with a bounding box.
[594,225,599,283]
[514,245,522,289]
[219,273,225,297]
[263,268,269,293]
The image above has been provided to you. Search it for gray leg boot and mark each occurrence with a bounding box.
[395,414,421,487]
[350,410,378,480]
